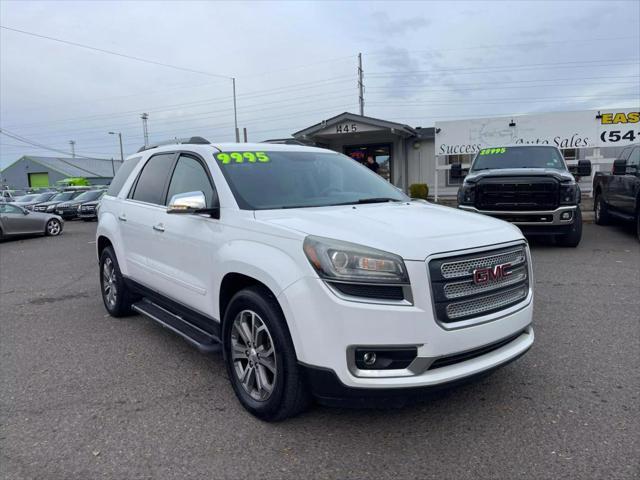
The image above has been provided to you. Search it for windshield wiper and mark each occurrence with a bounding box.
[354,197,402,204]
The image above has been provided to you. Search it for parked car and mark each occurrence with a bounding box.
[96,138,534,421]
[55,190,105,219]
[32,191,83,213]
[593,143,640,240]
[15,191,58,210]
[0,203,63,239]
[78,196,104,221]
[1,189,27,202]
[451,145,591,247]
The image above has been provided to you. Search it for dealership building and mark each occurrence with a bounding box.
[0,155,121,189]
[290,108,637,197]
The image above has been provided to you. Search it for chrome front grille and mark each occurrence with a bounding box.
[429,244,530,325]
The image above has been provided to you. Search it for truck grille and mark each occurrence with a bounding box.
[429,244,530,325]
[476,177,559,211]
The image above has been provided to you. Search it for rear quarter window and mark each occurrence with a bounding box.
[107,156,142,197]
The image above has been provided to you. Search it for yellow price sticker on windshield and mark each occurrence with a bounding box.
[479,148,506,155]
[215,152,270,164]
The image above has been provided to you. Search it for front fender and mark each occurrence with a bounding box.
[214,237,311,348]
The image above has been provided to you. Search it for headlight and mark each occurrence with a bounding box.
[559,184,578,205]
[46,205,56,212]
[457,183,476,205]
[303,236,409,284]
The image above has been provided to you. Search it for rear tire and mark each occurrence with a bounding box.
[45,218,62,236]
[556,208,582,247]
[222,286,310,421]
[99,246,136,317]
[594,194,610,225]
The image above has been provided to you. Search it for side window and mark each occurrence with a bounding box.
[107,156,142,197]
[626,148,640,174]
[0,204,21,214]
[130,153,176,205]
[619,147,632,161]
[166,155,215,207]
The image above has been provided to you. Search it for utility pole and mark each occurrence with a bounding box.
[108,131,124,175]
[232,78,239,142]
[141,113,149,147]
[358,52,364,116]
[69,140,76,158]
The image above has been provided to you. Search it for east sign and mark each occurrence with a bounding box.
[435,108,640,156]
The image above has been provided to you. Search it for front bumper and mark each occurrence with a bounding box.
[277,241,533,392]
[458,205,577,226]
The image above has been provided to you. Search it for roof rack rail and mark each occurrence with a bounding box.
[137,136,211,153]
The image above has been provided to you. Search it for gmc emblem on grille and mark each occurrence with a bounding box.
[473,263,512,285]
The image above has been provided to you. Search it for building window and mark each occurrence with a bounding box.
[446,154,473,186]
[562,148,577,161]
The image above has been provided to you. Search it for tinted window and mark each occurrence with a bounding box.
[166,155,215,207]
[51,192,76,202]
[627,148,640,172]
[107,156,142,197]
[130,153,175,205]
[74,190,104,202]
[620,147,633,161]
[0,204,22,214]
[216,150,407,210]
[471,146,566,171]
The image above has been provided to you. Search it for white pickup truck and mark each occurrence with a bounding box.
[96,138,534,420]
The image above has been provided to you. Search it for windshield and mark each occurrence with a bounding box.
[17,194,39,202]
[33,193,53,202]
[215,150,408,210]
[471,146,567,171]
[51,192,76,202]
[74,190,103,202]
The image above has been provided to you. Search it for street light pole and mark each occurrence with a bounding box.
[108,131,124,175]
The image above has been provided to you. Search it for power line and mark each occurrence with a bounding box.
[0,129,108,165]
[363,36,640,56]
[367,59,640,77]
[0,25,232,80]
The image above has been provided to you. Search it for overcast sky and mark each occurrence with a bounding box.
[1,0,639,167]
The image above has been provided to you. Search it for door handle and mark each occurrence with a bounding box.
[118,213,127,222]
[153,223,165,232]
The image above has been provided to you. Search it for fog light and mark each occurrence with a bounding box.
[363,352,376,366]
[561,211,572,220]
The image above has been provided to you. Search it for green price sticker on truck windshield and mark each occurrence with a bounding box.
[479,148,507,155]
[215,152,270,164]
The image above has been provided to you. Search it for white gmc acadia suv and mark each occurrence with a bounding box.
[96,137,534,421]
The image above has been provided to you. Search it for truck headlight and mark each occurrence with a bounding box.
[303,236,409,284]
[458,183,476,205]
[559,184,578,205]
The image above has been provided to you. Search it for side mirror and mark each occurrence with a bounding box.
[612,159,627,175]
[167,191,219,218]
[23,209,29,215]
[577,160,592,176]
[450,163,465,179]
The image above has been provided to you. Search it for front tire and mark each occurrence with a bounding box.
[556,208,582,247]
[45,218,62,236]
[99,246,136,317]
[594,194,610,225]
[223,286,309,421]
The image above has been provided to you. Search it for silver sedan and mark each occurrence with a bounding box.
[0,203,64,239]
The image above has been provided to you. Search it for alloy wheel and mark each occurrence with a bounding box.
[230,309,277,401]
[102,257,118,309]
[47,220,61,235]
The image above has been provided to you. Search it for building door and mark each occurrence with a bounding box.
[344,144,393,182]
[28,172,49,188]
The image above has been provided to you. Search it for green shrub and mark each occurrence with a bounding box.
[409,183,429,199]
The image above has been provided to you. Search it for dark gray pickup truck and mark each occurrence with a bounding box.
[593,143,640,241]
[451,145,591,247]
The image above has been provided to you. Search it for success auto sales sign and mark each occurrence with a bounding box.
[435,108,639,155]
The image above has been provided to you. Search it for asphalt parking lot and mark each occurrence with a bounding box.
[1,221,638,480]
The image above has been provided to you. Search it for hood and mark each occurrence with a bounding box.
[254,201,523,261]
[80,200,100,206]
[464,168,574,183]
[37,200,63,207]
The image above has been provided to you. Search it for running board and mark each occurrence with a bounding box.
[132,299,221,353]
